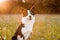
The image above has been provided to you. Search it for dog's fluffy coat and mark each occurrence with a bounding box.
[12,10,35,40]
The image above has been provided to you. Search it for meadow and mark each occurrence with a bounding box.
[0,14,60,40]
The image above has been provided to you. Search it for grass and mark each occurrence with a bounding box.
[0,14,60,40]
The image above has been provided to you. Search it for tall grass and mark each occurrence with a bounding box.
[0,14,60,40]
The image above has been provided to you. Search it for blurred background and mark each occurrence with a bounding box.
[0,0,60,14]
[0,0,60,40]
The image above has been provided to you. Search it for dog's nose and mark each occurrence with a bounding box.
[29,16,32,20]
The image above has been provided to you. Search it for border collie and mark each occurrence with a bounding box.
[12,10,35,40]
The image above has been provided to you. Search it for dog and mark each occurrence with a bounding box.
[21,10,35,40]
[12,10,35,40]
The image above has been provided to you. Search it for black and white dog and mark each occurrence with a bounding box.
[12,10,35,40]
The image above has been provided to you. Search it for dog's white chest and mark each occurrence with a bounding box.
[21,26,31,39]
[21,10,35,40]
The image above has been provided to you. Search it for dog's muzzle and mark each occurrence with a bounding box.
[29,16,32,20]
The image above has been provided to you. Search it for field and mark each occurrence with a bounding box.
[0,14,60,40]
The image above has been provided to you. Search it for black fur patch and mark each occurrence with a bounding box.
[12,23,25,40]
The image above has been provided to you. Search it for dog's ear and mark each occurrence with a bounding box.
[30,7,35,15]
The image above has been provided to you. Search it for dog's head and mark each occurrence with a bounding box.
[22,10,34,20]
[27,10,33,20]
[22,9,35,24]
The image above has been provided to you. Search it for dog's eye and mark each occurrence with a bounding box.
[30,13,34,15]
[30,11,35,15]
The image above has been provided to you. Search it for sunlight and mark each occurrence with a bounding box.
[0,0,10,6]
[0,0,7,11]
[0,0,11,13]
[0,0,5,4]
[0,0,7,6]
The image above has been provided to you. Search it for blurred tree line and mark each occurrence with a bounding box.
[17,0,60,14]
[0,0,60,14]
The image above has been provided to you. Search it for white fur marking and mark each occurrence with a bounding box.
[21,10,35,40]
[17,35,23,40]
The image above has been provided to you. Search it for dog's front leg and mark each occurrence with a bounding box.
[17,35,23,40]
